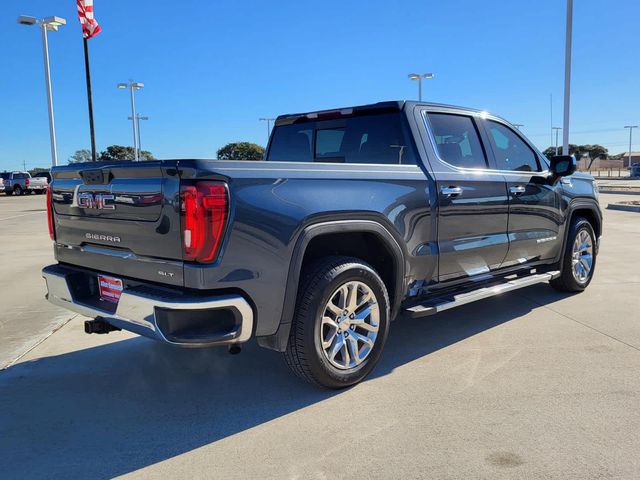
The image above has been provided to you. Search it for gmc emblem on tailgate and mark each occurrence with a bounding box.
[77,192,116,210]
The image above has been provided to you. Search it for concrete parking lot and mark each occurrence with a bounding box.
[1,192,639,479]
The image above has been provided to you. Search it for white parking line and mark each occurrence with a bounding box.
[0,211,46,221]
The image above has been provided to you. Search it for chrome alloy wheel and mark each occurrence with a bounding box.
[572,229,594,283]
[320,281,380,370]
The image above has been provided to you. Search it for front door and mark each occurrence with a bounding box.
[423,111,510,282]
[480,119,563,267]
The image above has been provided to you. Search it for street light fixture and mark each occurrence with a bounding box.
[18,14,67,167]
[624,125,638,168]
[117,80,145,161]
[407,73,434,102]
[513,124,524,130]
[259,117,276,142]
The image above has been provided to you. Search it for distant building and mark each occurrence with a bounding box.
[621,152,640,167]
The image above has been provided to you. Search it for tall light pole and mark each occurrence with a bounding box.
[513,124,524,131]
[129,114,149,154]
[408,73,434,102]
[624,125,638,168]
[259,117,275,142]
[117,80,144,161]
[552,127,562,155]
[18,15,66,167]
[562,0,573,155]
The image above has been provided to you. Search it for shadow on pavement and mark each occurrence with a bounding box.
[0,286,567,479]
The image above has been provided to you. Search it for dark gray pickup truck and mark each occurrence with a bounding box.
[42,101,602,388]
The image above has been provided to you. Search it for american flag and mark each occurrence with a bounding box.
[77,0,101,39]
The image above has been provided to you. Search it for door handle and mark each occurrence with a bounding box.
[440,186,463,197]
[509,185,526,195]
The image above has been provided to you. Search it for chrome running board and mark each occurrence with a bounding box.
[405,271,560,318]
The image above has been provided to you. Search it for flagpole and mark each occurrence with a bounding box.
[83,36,97,161]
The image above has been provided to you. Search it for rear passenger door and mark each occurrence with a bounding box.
[480,119,563,266]
[423,110,510,282]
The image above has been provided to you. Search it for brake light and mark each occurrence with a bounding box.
[25,178,30,186]
[46,186,55,240]
[180,182,228,262]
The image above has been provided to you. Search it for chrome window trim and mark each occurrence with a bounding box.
[420,108,551,177]
[421,110,490,173]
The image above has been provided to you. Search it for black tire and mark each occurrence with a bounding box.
[5,189,13,196]
[550,216,597,292]
[284,256,390,389]
[13,186,23,196]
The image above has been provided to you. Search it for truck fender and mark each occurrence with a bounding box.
[257,219,406,352]
[556,199,603,263]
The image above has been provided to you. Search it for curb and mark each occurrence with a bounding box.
[599,189,640,196]
[607,203,640,213]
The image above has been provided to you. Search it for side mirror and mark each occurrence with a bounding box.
[550,155,576,177]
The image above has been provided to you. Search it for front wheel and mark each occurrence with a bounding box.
[284,256,390,389]
[550,217,597,292]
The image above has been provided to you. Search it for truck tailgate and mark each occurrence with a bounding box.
[50,161,185,286]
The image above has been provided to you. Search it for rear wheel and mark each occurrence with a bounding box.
[13,186,23,196]
[550,217,597,292]
[284,256,390,388]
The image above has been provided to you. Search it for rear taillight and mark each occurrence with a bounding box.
[25,178,30,186]
[46,186,55,240]
[180,182,228,263]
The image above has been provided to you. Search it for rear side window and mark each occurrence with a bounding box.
[267,125,313,162]
[267,113,416,165]
[427,113,487,169]
[486,121,540,172]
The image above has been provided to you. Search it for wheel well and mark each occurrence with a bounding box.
[300,231,398,309]
[571,208,601,238]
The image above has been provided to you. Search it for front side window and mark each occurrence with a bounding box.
[267,113,416,165]
[487,121,540,172]
[427,113,487,169]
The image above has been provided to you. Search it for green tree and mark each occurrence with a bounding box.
[216,142,265,160]
[98,145,155,162]
[69,149,92,163]
[542,144,608,162]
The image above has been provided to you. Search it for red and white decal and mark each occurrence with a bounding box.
[98,275,123,303]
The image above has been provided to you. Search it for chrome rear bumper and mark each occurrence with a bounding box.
[42,264,253,347]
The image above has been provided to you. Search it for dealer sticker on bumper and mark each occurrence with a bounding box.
[98,275,123,303]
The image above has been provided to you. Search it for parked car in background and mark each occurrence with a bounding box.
[1,171,48,195]
[33,171,52,184]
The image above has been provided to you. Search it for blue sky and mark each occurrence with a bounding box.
[0,0,638,171]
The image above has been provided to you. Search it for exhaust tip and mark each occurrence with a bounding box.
[228,345,242,355]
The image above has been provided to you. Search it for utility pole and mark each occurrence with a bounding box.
[552,127,562,155]
[129,114,149,154]
[259,118,275,142]
[625,125,638,168]
[550,93,553,149]
[562,0,573,155]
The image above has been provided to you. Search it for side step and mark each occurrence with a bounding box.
[405,271,560,318]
